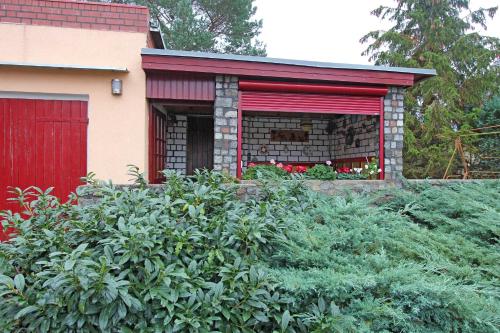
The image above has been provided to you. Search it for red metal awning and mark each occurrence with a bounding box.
[240,91,382,115]
[239,80,388,96]
[239,80,386,115]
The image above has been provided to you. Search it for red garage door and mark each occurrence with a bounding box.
[0,98,88,240]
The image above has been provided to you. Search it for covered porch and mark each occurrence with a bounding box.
[142,48,435,182]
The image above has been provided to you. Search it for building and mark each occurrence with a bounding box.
[0,0,435,216]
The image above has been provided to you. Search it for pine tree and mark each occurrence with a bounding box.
[107,0,265,55]
[361,0,499,178]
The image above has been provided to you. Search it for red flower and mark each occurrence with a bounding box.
[296,165,307,173]
[337,166,351,174]
[283,164,293,173]
[276,163,284,169]
[248,162,256,168]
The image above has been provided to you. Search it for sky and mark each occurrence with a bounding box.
[253,0,500,65]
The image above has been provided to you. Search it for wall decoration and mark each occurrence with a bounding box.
[345,127,355,146]
[271,130,309,142]
[259,144,269,154]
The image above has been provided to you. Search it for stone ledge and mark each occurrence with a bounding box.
[78,179,496,206]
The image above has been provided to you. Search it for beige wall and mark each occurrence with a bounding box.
[0,23,149,183]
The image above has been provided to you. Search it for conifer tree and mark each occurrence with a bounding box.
[361,0,499,178]
[107,0,265,55]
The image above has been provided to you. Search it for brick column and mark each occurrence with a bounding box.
[214,75,239,176]
[383,87,405,181]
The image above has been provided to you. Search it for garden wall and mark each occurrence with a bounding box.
[78,179,492,207]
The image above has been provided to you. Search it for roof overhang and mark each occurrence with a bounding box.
[141,48,436,87]
[0,61,129,73]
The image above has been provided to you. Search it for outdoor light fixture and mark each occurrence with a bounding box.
[111,79,122,95]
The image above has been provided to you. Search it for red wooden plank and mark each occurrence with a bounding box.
[12,99,20,193]
[0,100,6,225]
[69,101,80,198]
[79,101,88,193]
[35,100,45,191]
[61,102,72,196]
[145,72,215,100]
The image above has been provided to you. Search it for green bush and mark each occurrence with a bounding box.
[0,170,299,332]
[242,164,290,180]
[336,173,368,180]
[1,169,499,332]
[304,165,336,180]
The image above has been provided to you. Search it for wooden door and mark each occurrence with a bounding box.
[0,98,88,240]
[148,107,167,183]
[186,116,214,174]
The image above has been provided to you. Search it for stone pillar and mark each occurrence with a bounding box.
[214,75,239,176]
[383,87,405,181]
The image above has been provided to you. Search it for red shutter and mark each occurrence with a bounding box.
[240,91,382,115]
[0,98,88,241]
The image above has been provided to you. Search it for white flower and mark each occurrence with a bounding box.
[270,159,276,165]
[370,171,374,175]
[377,168,382,173]
[326,160,332,166]
[364,164,368,169]
[353,168,362,174]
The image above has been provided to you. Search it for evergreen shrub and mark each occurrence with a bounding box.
[1,169,498,332]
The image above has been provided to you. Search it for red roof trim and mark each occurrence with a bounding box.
[142,55,415,86]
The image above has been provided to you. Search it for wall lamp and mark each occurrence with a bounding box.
[111,79,122,95]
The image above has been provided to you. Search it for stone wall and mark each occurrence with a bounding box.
[241,114,379,168]
[383,87,405,181]
[242,116,331,165]
[213,75,239,176]
[166,114,187,173]
[331,114,379,160]
[79,179,492,207]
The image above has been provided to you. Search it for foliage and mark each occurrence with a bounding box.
[105,0,265,55]
[304,165,337,180]
[471,96,500,174]
[242,164,291,180]
[0,169,296,332]
[336,173,368,180]
[268,180,500,332]
[1,168,499,332]
[361,0,500,178]
[362,158,381,179]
